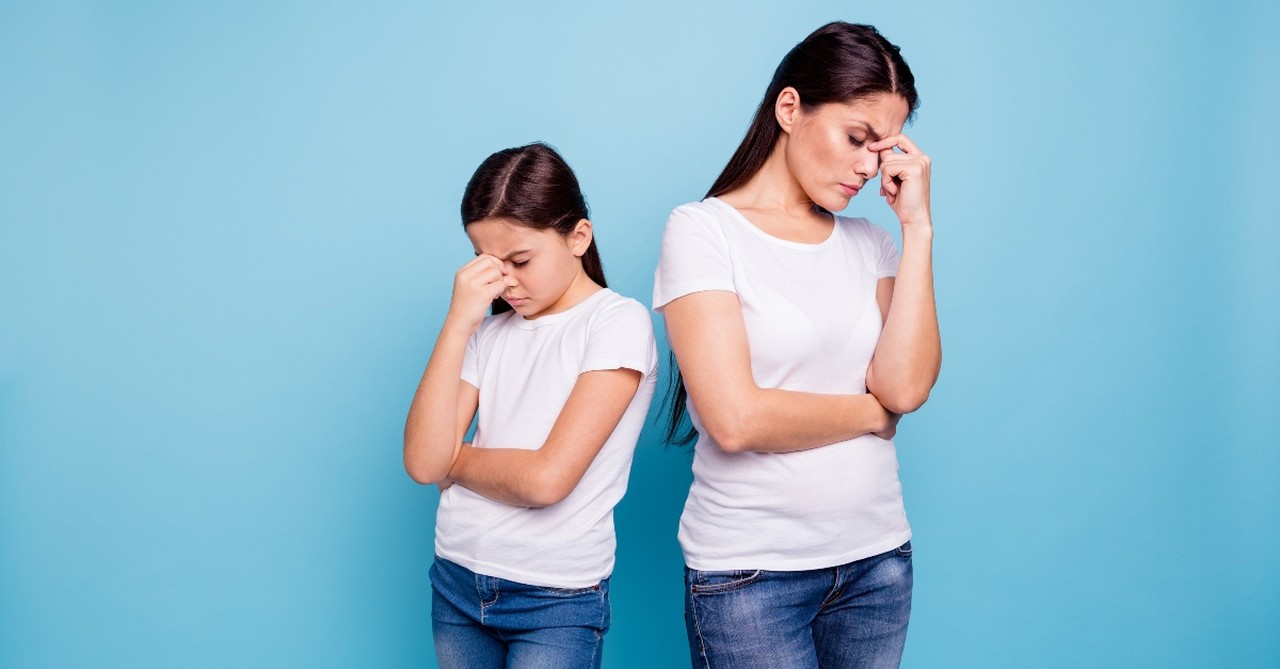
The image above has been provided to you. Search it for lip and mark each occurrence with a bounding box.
[504,296,529,306]
[839,183,861,197]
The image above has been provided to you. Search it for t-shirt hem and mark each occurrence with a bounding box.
[581,357,654,376]
[435,551,612,590]
[681,530,913,572]
[653,282,737,312]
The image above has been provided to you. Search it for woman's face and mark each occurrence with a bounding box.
[781,91,910,212]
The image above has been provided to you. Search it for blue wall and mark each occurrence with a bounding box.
[2,1,1276,667]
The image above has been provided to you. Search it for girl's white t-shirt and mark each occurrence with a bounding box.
[653,197,911,571]
[435,288,658,589]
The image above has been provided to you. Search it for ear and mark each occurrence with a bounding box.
[774,86,803,135]
[567,218,593,257]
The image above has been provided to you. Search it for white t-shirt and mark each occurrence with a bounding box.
[435,288,658,589]
[653,197,911,571]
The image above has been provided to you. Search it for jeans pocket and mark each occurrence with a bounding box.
[894,540,913,559]
[536,581,604,597]
[689,569,764,595]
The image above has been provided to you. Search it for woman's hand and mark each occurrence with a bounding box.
[446,255,506,334]
[873,412,901,441]
[870,134,931,228]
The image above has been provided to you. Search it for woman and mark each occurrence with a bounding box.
[653,22,940,668]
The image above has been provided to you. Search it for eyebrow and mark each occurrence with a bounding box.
[851,121,886,142]
[474,249,532,261]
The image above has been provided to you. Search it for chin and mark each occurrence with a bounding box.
[817,195,851,213]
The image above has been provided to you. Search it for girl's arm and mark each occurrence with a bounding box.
[445,367,643,507]
[403,256,506,484]
[663,291,893,454]
[865,134,941,414]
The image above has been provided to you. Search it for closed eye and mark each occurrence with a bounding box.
[848,135,866,148]
[512,259,529,268]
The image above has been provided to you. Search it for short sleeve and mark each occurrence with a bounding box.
[580,299,658,377]
[652,203,735,312]
[460,325,481,388]
[869,222,901,278]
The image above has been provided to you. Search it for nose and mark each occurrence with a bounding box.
[501,265,518,288]
[854,147,880,180]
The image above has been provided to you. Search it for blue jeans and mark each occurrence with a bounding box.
[684,541,913,669]
[429,556,610,669]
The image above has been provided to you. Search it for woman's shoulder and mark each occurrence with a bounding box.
[667,197,733,227]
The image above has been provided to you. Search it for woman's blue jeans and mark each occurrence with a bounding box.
[430,556,610,669]
[684,541,913,668]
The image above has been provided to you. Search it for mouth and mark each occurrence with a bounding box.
[839,183,861,197]
[504,296,529,307]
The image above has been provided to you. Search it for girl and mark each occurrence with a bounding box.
[654,23,940,668]
[404,142,658,668]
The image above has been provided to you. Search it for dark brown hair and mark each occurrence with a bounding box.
[666,22,919,444]
[460,142,606,315]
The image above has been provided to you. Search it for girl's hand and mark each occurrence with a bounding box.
[435,440,469,493]
[870,134,931,228]
[446,255,506,334]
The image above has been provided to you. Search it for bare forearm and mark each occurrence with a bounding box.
[403,323,470,483]
[448,446,558,507]
[870,226,941,413]
[711,389,889,454]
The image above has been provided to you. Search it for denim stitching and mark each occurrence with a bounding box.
[688,581,712,669]
[818,566,845,610]
[688,569,763,595]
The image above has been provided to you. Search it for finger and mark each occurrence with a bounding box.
[880,166,899,196]
[474,254,506,272]
[868,133,922,155]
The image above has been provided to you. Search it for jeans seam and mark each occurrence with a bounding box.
[691,593,711,665]
[687,576,712,668]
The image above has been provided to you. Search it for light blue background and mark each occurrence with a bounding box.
[2,1,1277,667]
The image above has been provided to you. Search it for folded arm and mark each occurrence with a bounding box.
[865,227,941,414]
[446,367,642,507]
[403,323,480,484]
[663,290,891,454]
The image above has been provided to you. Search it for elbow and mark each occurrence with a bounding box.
[875,387,931,415]
[522,467,576,508]
[702,407,756,455]
[403,439,450,485]
[404,458,446,486]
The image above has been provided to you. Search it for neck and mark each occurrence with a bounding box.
[724,137,815,218]
[546,268,602,317]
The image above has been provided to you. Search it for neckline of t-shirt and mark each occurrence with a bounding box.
[706,196,840,251]
[512,287,611,330]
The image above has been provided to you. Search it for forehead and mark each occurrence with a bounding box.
[465,217,559,254]
[819,93,910,136]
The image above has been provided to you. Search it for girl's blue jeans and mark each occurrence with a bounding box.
[429,556,610,669]
[684,541,913,668]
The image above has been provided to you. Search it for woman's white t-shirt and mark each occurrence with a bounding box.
[435,288,658,588]
[653,197,911,571]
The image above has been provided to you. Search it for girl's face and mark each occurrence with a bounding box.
[780,91,910,212]
[465,217,592,320]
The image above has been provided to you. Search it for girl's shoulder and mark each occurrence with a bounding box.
[586,289,653,325]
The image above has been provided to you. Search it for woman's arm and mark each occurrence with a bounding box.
[865,134,941,414]
[403,256,506,484]
[664,290,892,454]
[446,367,643,507]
